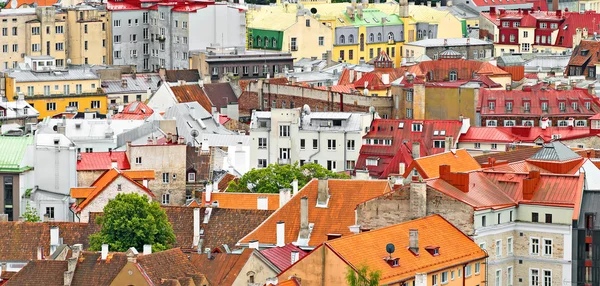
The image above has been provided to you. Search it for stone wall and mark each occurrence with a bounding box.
[77,170,104,187]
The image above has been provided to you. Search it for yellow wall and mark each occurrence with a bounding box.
[110,261,149,286]
[404,260,487,286]
[281,14,333,60]
[333,26,404,67]
[66,9,109,65]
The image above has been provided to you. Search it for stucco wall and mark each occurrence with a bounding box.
[233,252,279,286]
[77,170,105,187]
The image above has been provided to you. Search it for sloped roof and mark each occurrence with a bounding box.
[190,248,253,285]
[137,248,200,285]
[239,179,391,247]
[324,215,487,285]
[529,141,582,162]
[170,84,213,113]
[459,127,517,143]
[76,151,130,171]
[557,12,600,49]
[200,192,280,210]
[203,83,238,111]
[259,243,308,271]
[165,69,200,83]
[404,149,481,179]
[408,58,509,82]
[4,260,67,286]
[112,101,155,120]
[474,147,541,165]
[0,135,33,172]
[70,252,129,286]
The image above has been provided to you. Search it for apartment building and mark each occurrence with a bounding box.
[64,5,110,65]
[249,108,373,172]
[107,0,246,71]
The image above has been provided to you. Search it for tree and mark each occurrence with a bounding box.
[22,202,41,222]
[227,162,350,193]
[89,193,176,252]
[346,263,381,286]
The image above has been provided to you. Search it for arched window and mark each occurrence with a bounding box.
[339,35,345,44]
[360,33,365,51]
[257,37,261,46]
[524,121,533,126]
[417,30,422,39]
[349,34,354,44]
[369,33,374,42]
[377,33,382,42]
[428,30,433,39]
[388,32,394,40]
[559,120,568,127]
[576,120,586,127]
[264,37,269,48]
[272,37,277,48]
[449,70,457,81]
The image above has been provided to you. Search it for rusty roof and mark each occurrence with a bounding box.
[408,58,509,82]
[170,84,214,112]
[239,179,392,247]
[190,248,253,285]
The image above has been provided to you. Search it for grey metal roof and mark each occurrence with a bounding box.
[102,74,162,94]
[523,55,570,73]
[6,68,99,82]
[579,191,600,228]
[163,102,234,145]
[497,55,525,66]
[529,141,581,162]
[406,38,491,48]
[286,71,338,83]
[301,112,367,132]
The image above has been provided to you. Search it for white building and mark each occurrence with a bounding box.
[249,107,374,172]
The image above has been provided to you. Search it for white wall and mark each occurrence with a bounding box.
[188,4,245,50]
[147,84,177,114]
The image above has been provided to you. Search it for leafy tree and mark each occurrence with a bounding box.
[22,202,41,222]
[227,162,350,193]
[346,263,381,286]
[89,193,175,252]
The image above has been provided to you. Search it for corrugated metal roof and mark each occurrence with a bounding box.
[259,244,308,271]
[102,74,161,94]
[76,151,131,171]
[163,102,234,145]
[6,68,99,82]
[530,141,582,162]
[301,112,366,132]
[170,85,213,113]
[0,135,33,172]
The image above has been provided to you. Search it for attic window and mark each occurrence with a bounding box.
[411,123,422,132]
[398,122,404,129]
[383,257,400,267]
[581,49,590,56]
[433,130,439,136]
[440,130,446,136]
[366,157,379,166]
[425,246,440,256]
[333,120,342,126]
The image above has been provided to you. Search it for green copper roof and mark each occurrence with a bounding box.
[0,135,33,173]
[344,9,403,27]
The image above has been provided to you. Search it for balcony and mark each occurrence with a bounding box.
[277,158,291,165]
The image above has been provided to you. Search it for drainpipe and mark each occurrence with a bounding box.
[462,263,466,286]
[343,131,347,172]
[308,131,321,163]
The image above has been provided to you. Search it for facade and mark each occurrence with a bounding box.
[0,135,34,221]
[190,46,294,81]
[64,5,110,65]
[0,96,39,126]
[101,73,161,113]
[280,215,488,286]
[2,56,106,119]
[402,38,493,61]
[566,40,600,79]
[107,1,246,71]
[249,108,372,172]
[76,151,130,186]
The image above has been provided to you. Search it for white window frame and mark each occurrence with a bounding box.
[543,238,552,257]
[530,268,539,286]
[507,266,513,286]
[135,157,142,164]
[495,269,502,286]
[347,139,355,151]
[465,265,472,277]
[327,139,336,150]
[258,138,267,149]
[162,172,170,184]
[530,237,540,255]
[542,269,552,286]
[486,120,497,127]
[507,237,513,254]
[187,172,195,183]
[279,125,290,137]
[495,239,502,257]
[161,193,170,204]
[475,262,480,275]
[441,271,448,284]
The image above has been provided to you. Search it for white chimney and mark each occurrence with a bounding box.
[276,221,285,247]
[143,245,152,255]
[257,196,268,210]
[249,240,259,249]
[568,117,575,127]
[101,244,109,260]
[50,226,59,248]
[382,74,390,85]
[292,179,299,196]
[111,159,118,169]
[459,117,471,134]
[198,80,204,87]
[409,229,419,254]
[540,118,549,130]
[193,208,200,247]
[399,163,406,176]
[146,87,152,99]
[279,188,291,207]
[291,250,300,265]
[205,183,213,203]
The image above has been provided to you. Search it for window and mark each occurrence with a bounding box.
[486,120,497,127]
[46,102,56,111]
[327,160,336,171]
[183,21,188,29]
[161,193,170,204]
[279,125,290,137]
[545,213,552,223]
[258,159,267,168]
[258,138,267,149]
[543,239,552,256]
[347,140,355,151]
[491,143,498,150]
[530,269,539,286]
[406,108,413,119]
[406,90,413,102]
[502,21,509,27]
[134,157,142,165]
[507,267,513,286]
[339,50,344,61]
[411,123,422,132]
[388,32,394,40]
[162,173,170,183]
[559,101,566,111]
[31,27,40,35]
[449,70,457,81]
[12,44,17,52]
[495,269,502,286]
[291,37,297,51]
[522,43,530,52]
[346,160,355,170]
[45,207,55,219]
[32,44,40,52]
[44,85,50,96]
[339,35,345,44]
[328,139,336,150]
[585,101,592,110]
[531,238,540,255]
[479,242,486,250]
[55,42,64,51]
[475,262,480,274]
[313,139,318,149]
[349,50,353,60]
[465,265,472,277]
[451,271,455,281]
[532,212,539,222]
[12,27,17,36]
[84,41,89,51]
[434,140,445,149]
[482,215,486,227]
[114,20,121,27]
[507,237,513,254]
[495,239,502,257]
[85,148,93,153]
[523,31,529,38]
[474,143,481,149]
[318,36,324,46]
[300,139,306,150]
[543,270,551,286]
[504,120,515,126]
[510,34,515,42]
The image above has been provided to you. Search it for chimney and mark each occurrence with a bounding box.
[146,87,152,99]
[439,165,470,193]
[556,8,562,17]
[292,179,299,196]
[435,1,440,7]
[193,208,200,247]
[540,118,549,130]
[446,0,452,6]
[143,245,152,255]
[37,246,44,260]
[291,251,300,265]
[198,80,204,88]
[523,170,540,200]
[76,153,82,161]
[50,226,59,249]
[409,229,419,255]
[72,244,82,259]
[490,7,496,15]
[399,162,406,177]
[382,74,390,85]
[410,181,426,219]
[317,179,329,207]
[171,133,178,144]
[111,158,118,169]
[205,183,213,204]
[444,136,453,152]
[299,196,310,239]
[412,142,421,159]
[279,188,291,208]
[249,240,259,249]
[178,136,185,144]
[101,244,108,260]
[276,221,285,247]
[121,79,127,88]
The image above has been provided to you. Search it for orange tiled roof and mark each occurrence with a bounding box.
[239,179,391,246]
[122,170,155,180]
[71,169,155,212]
[201,192,280,210]
[217,173,237,191]
[13,0,59,8]
[403,149,481,179]
[70,187,95,199]
[324,215,487,284]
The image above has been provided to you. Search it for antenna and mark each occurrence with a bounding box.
[386,243,395,259]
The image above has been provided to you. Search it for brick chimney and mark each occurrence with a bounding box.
[409,181,426,219]
[299,196,310,240]
[439,165,470,193]
[523,170,541,200]
[409,229,419,255]
[317,179,329,207]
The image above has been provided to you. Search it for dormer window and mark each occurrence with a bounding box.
[559,101,566,111]
[425,246,440,256]
[541,101,548,112]
[523,101,531,112]
[489,101,496,110]
[412,123,422,132]
[433,130,439,136]
[440,130,446,136]
[398,122,404,129]
[505,101,513,111]
[572,102,579,111]
[366,157,379,166]
[383,257,400,267]
[449,70,457,81]
[585,101,591,110]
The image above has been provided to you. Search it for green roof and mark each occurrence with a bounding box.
[344,9,403,27]
[0,135,33,172]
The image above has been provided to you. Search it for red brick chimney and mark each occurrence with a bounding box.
[523,170,541,200]
[490,7,496,15]
[439,165,470,193]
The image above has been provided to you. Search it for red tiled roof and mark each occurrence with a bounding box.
[217,173,238,191]
[170,85,213,112]
[471,0,529,6]
[76,151,130,171]
[137,248,201,285]
[337,68,406,91]
[4,261,67,286]
[356,119,464,178]
[460,127,517,143]
[316,84,355,93]
[403,150,481,179]
[12,0,59,8]
[557,12,600,48]
[462,126,596,144]
[112,101,154,120]
[106,0,146,11]
[408,58,509,82]
[219,114,231,125]
[70,252,129,286]
[474,146,541,164]
[190,249,253,286]
[259,243,308,271]
[478,89,600,117]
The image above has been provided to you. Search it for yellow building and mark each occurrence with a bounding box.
[65,6,109,65]
[2,56,107,118]
[279,215,488,286]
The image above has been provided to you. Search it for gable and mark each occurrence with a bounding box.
[110,262,148,286]
[80,175,152,213]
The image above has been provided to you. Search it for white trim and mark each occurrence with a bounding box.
[475,221,571,237]
[542,238,553,257]
[495,269,502,286]
[507,266,514,286]
[507,236,514,255]
[495,239,502,257]
[542,269,552,286]
[530,268,540,286]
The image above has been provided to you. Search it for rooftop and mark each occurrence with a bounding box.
[259,243,308,271]
[5,68,99,83]
[190,249,253,285]
[404,149,481,179]
[101,73,161,94]
[0,135,33,172]
[76,151,131,171]
[112,101,155,120]
[406,38,491,48]
[200,192,280,210]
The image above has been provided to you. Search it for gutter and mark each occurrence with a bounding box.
[307,131,321,163]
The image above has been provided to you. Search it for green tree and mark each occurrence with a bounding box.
[227,162,350,193]
[89,193,176,252]
[345,264,381,286]
[22,202,41,222]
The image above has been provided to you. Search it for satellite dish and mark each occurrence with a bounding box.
[369,106,376,113]
[190,129,199,138]
[310,7,317,14]
[386,243,395,257]
[66,58,72,65]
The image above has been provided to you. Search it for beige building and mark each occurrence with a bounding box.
[65,6,109,65]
